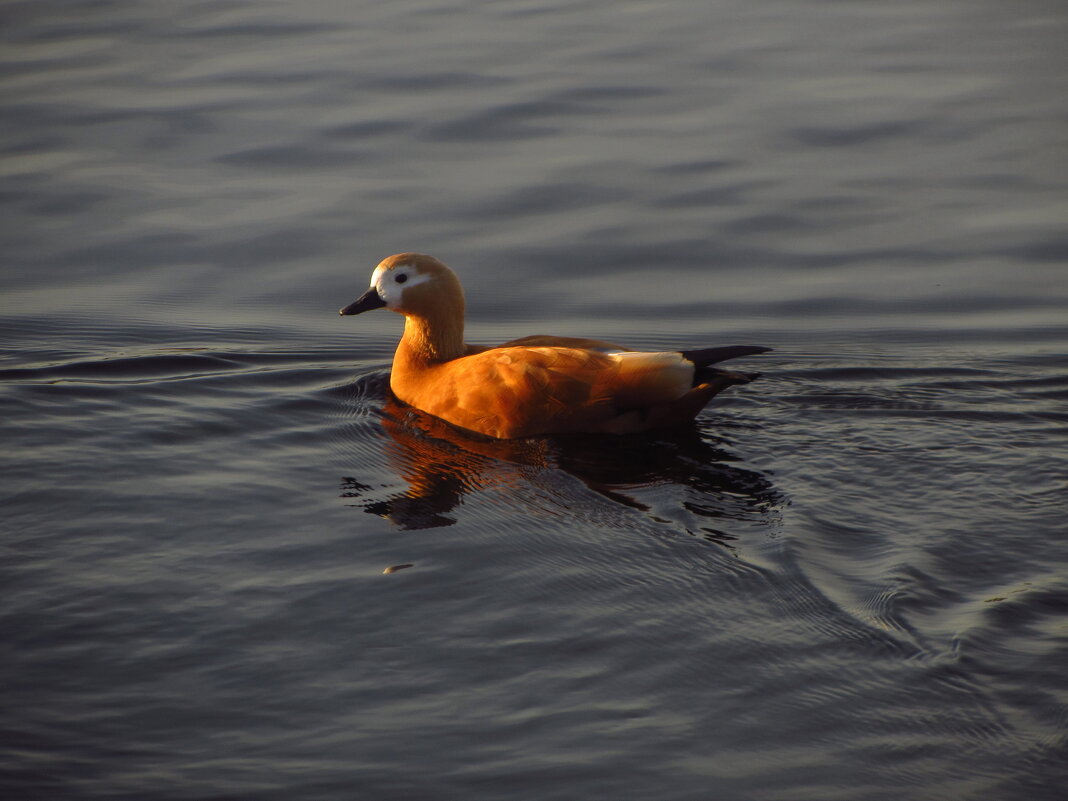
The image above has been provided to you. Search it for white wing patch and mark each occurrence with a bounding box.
[610,351,694,403]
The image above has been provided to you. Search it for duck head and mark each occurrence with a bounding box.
[340,253,467,363]
[339,253,465,319]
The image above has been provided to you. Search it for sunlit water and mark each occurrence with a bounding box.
[2,1,1066,799]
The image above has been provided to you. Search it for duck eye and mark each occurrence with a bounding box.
[395,273,408,284]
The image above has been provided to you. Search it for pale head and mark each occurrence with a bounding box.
[339,253,464,319]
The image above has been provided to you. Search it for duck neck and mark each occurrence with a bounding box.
[398,310,465,364]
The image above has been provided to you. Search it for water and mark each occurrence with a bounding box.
[2,1,1066,799]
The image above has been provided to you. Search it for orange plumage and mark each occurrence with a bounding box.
[340,253,769,439]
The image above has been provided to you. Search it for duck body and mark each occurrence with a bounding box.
[341,253,769,439]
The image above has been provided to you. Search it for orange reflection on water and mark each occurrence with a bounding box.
[343,390,780,535]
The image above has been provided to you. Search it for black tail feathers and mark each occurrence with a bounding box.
[681,346,770,388]
[681,345,771,367]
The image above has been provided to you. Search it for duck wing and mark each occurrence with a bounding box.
[496,335,631,353]
[407,346,689,438]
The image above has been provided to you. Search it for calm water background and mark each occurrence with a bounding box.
[2,1,1067,799]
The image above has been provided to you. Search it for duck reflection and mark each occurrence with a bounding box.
[342,388,781,535]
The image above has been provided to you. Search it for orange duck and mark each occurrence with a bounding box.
[340,253,770,439]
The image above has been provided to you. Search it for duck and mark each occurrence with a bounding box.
[340,253,770,439]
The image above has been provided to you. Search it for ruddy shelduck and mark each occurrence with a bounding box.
[340,253,770,439]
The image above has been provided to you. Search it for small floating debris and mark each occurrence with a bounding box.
[383,563,414,574]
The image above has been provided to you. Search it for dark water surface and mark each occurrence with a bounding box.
[3,1,1067,799]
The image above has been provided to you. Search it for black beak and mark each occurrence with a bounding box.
[339,288,387,316]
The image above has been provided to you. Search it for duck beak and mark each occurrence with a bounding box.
[339,288,387,316]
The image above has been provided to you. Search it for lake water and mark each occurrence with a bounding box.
[2,1,1066,799]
